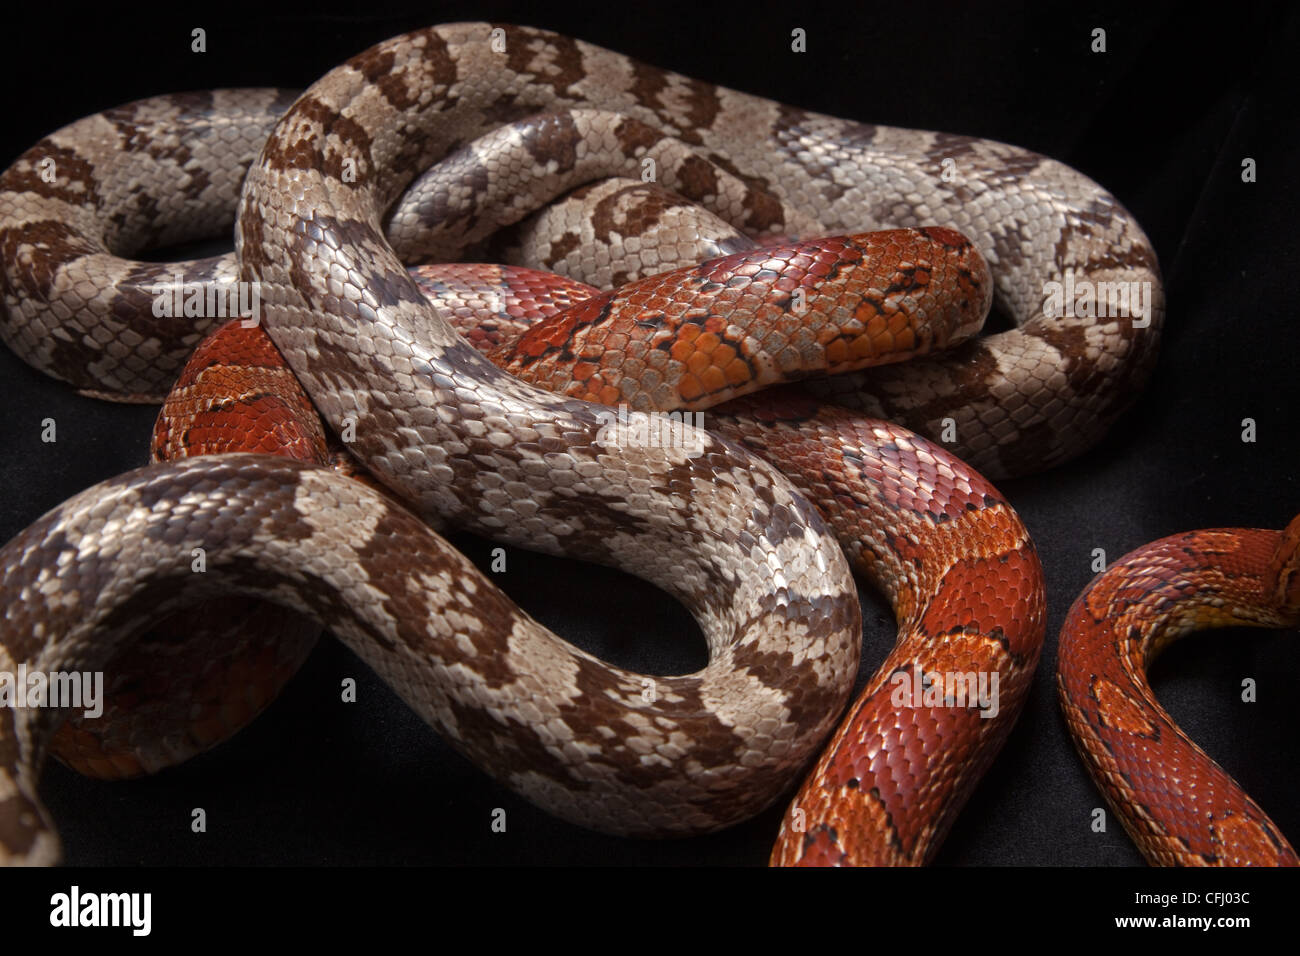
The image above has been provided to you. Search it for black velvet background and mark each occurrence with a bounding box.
[0,1,1296,867]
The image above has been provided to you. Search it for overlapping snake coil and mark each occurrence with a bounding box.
[0,22,1167,865]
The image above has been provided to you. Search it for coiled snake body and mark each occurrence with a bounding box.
[0,23,1164,864]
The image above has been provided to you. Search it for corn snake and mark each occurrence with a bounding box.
[0,22,1167,864]
[1059,515,1300,866]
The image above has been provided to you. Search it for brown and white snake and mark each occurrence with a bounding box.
[0,22,1166,865]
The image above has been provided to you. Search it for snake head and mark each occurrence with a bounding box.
[1267,513,1300,620]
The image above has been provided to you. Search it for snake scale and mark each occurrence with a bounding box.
[0,22,1167,864]
[1059,516,1300,866]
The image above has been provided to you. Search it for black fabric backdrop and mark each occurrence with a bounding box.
[0,1,1296,867]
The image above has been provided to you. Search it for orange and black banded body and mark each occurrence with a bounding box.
[1058,516,1300,866]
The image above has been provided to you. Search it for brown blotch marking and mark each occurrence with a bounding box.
[670,76,721,146]
[442,694,588,792]
[104,93,199,168]
[354,31,457,112]
[613,116,663,155]
[353,508,508,660]
[680,79,721,143]
[520,112,579,171]
[698,151,787,234]
[561,668,730,790]
[351,47,404,104]
[627,61,674,128]
[0,220,102,299]
[258,92,376,181]
[588,183,664,241]
[0,141,101,209]
[287,95,374,186]
[1051,196,1121,271]
[502,25,585,99]
[1,524,84,658]
[258,93,333,173]
[1031,321,1114,398]
[671,155,721,206]
[622,63,715,149]
[1077,241,1160,277]
[542,229,581,265]
[920,131,982,184]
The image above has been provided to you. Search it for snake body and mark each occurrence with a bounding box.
[393,260,1044,865]
[0,89,299,401]
[1058,516,1300,866]
[401,255,1043,864]
[0,22,1162,863]
[116,247,1040,866]
[2,450,868,865]
[0,24,1164,478]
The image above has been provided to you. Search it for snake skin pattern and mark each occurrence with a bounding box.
[426,188,1049,863]
[0,451,864,865]
[1058,516,1300,866]
[0,22,1162,864]
[47,324,338,778]
[473,176,764,287]
[416,262,1046,865]
[476,175,762,288]
[0,89,299,401]
[425,184,1056,862]
[489,228,989,409]
[0,24,1164,479]
[98,252,1041,866]
[50,222,993,791]
[383,96,1166,479]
